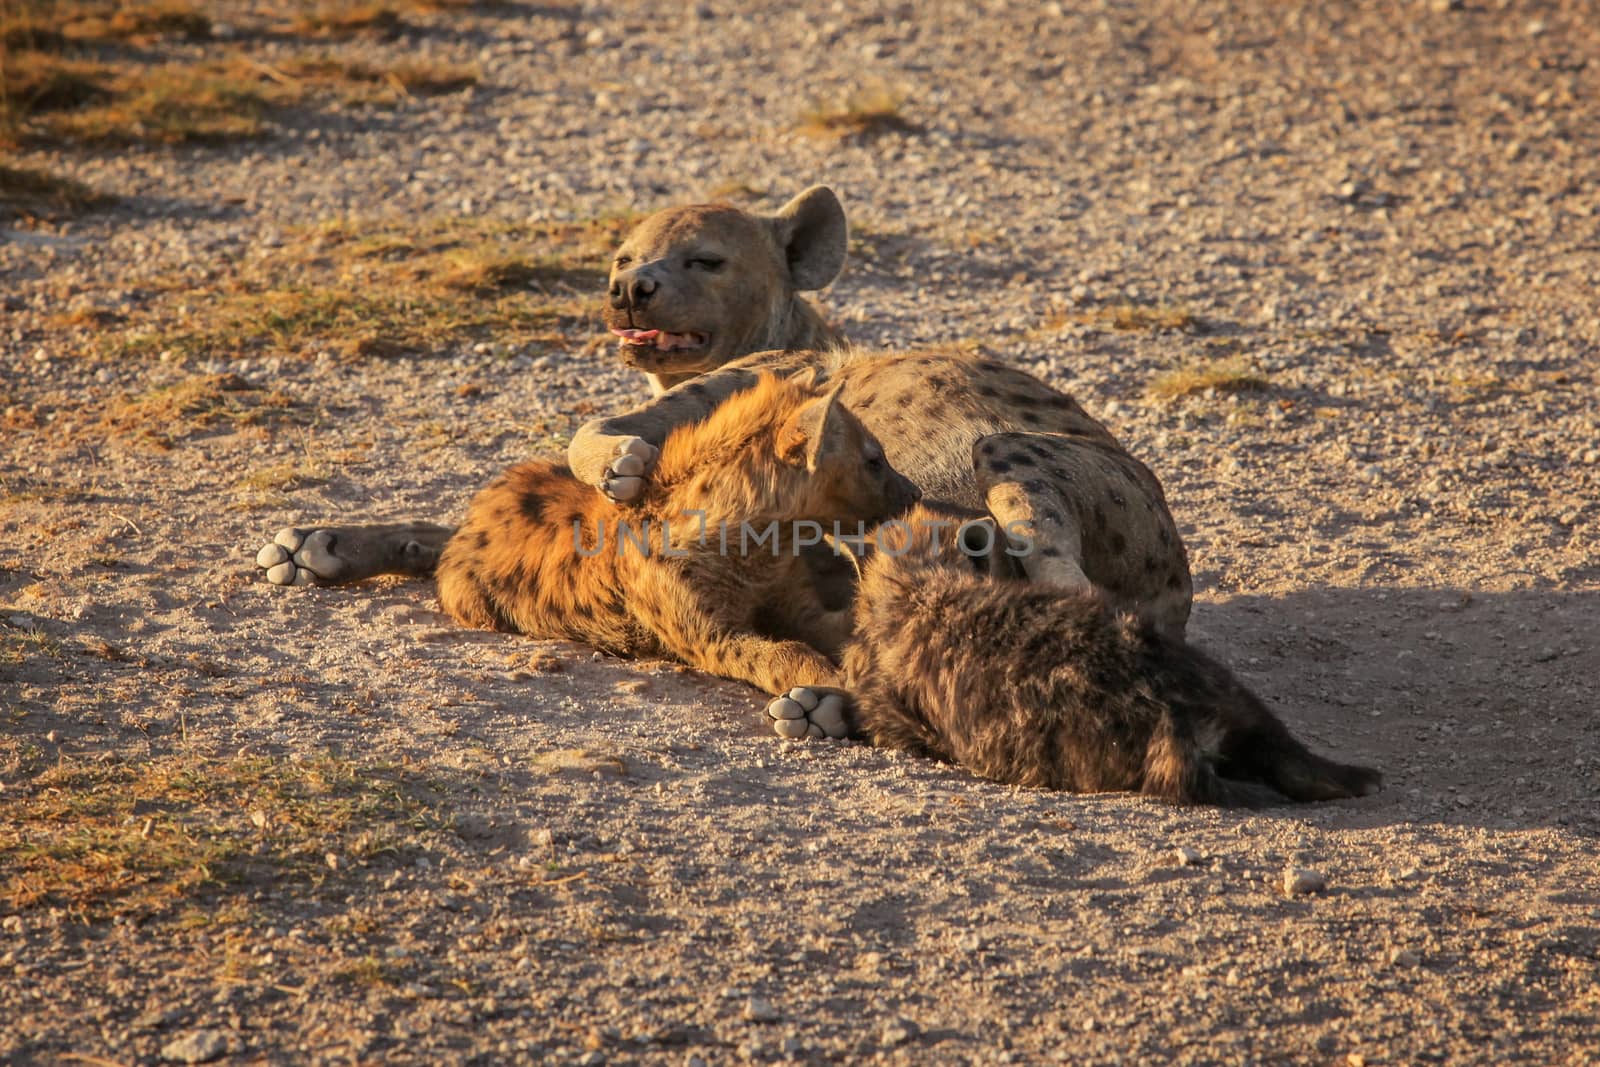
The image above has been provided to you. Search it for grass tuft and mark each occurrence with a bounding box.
[0,755,444,920]
[288,3,404,38]
[2,53,297,146]
[100,373,302,448]
[95,212,637,361]
[799,82,915,140]
[277,54,479,101]
[0,162,114,221]
[1147,361,1270,400]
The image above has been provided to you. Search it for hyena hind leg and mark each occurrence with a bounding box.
[1141,724,1290,808]
[256,523,454,586]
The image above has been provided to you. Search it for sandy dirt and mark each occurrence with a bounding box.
[2,1,1598,1064]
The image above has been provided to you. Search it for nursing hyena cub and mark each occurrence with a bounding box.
[824,503,1381,806]
[435,373,918,698]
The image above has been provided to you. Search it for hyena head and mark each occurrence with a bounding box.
[652,373,919,528]
[858,503,1028,587]
[603,186,848,380]
[775,377,921,526]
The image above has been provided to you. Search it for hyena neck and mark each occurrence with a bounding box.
[741,294,841,361]
[650,470,802,553]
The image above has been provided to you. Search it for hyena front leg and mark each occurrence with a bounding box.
[568,368,764,501]
[972,433,1092,592]
[972,432,1192,635]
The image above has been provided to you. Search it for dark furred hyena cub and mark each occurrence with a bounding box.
[839,504,1382,806]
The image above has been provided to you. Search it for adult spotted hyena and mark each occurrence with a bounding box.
[257,186,1192,638]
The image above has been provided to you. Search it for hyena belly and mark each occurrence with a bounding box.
[843,573,1382,806]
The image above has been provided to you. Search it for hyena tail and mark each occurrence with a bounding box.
[1217,688,1384,803]
[1141,723,1286,808]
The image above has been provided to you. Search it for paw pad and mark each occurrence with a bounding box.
[764,687,850,741]
[601,438,659,503]
[254,527,329,586]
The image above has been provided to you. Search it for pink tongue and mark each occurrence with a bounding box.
[611,328,660,342]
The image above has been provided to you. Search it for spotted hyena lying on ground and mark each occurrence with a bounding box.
[778,503,1382,805]
[434,372,917,700]
[256,187,1193,729]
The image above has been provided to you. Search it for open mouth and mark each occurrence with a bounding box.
[611,328,710,354]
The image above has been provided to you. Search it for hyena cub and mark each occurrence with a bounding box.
[435,373,919,697]
[833,504,1381,806]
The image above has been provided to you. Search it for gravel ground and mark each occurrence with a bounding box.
[3,1,1599,1064]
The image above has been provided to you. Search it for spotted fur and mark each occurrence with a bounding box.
[572,190,1192,634]
[435,374,919,695]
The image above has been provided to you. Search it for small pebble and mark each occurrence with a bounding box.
[160,1030,228,1064]
[881,1018,918,1046]
[1283,868,1327,896]
[1174,846,1203,866]
[743,996,780,1023]
[1390,947,1422,968]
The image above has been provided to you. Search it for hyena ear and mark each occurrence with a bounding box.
[825,532,870,580]
[769,186,848,291]
[777,382,850,471]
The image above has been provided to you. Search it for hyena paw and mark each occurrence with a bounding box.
[601,437,659,504]
[255,528,336,586]
[254,523,447,586]
[765,686,853,741]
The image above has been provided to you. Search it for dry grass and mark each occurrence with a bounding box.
[0,626,65,667]
[100,212,636,361]
[0,1,483,146]
[1,51,296,145]
[0,162,113,221]
[276,53,479,102]
[799,82,915,140]
[1147,361,1270,400]
[287,3,405,37]
[0,754,443,920]
[1,0,210,51]
[1044,303,1200,334]
[99,372,303,448]
[532,748,627,777]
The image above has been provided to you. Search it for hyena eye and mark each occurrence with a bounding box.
[685,256,725,271]
[613,255,632,268]
[865,455,884,472]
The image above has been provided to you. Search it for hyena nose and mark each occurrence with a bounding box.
[627,274,658,307]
